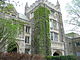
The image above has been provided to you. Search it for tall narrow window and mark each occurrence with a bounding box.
[25,49,30,54]
[54,32,58,41]
[53,20,57,30]
[25,36,29,43]
[50,19,57,30]
[50,32,53,40]
[26,26,30,33]
[50,19,53,29]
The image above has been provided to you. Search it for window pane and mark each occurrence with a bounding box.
[25,36,29,43]
[50,20,53,29]
[26,26,30,33]
[50,32,53,40]
[25,49,30,54]
[54,32,58,41]
[50,19,57,30]
[53,20,57,30]
[76,52,80,56]
[75,42,80,46]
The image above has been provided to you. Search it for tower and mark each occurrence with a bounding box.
[24,0,65,56]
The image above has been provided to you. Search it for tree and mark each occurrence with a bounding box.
[0,18,21,51]
[0,1,24,52]
[66,0,80,31]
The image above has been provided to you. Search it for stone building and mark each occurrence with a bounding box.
[1,0,65,56]
[65,33,80,56]
[23,0,65,56]
[65,37,80,60]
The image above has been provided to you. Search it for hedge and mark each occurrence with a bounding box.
[46,55,77,60]
[0,52,77,60]
[0,52,44,60]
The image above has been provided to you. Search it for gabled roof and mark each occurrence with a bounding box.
[19,14,28,20]
[25,0,61,14]
[65,32,80,38]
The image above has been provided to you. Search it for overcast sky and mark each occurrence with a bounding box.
[9,0,80,34]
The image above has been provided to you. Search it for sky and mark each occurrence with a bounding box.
[8,0,80,34]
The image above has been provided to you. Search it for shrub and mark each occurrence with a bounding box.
[0,52,44,60]
[46,55,77,60]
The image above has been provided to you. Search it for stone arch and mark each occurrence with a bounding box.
[7,42,19,52]
[53,50,62,56]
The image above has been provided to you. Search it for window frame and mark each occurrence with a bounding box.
[26,26,30,33]
[25,36,30,43]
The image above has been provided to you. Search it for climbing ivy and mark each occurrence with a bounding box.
[33,6,51,56]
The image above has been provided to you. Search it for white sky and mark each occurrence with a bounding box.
[9,0,80,34]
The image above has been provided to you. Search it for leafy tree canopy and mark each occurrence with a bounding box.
[66,0,80,27]
[0,0,16,15]
[0,1,25,52]
[0,18,24,52]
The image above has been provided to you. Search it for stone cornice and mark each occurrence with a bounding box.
[25,0,61,14]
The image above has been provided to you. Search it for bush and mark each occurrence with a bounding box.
[0,52,44,60]
[46,55,77,60]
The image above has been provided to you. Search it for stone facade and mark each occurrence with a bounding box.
[1,0,65,56]
[23,0,65,56]
[65,37,80,56]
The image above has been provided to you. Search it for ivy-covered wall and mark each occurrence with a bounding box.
[32,6,51,56]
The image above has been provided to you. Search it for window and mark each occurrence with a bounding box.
[76,52,80,56]
[25,49,30,54]
[50,19,57,30]
[25,36,29,43]
[50,20,53,29]
[50,32,53,40]
[54,32,58,41]
[75,42,80,47]
[26,26,30,33]
[50,32,58,41]
[53,20,57,30]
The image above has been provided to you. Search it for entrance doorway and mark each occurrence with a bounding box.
[7,42,18,52]
[53,51,62,56]
[53,52,59,56]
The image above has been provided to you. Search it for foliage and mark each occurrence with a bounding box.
[32,6,51,56]
[46,55,77,60]
[0,0,25,52]
[0,1,16,15]
[0,18,24,52]
[0,52,44,60]
[66,0,80,27]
